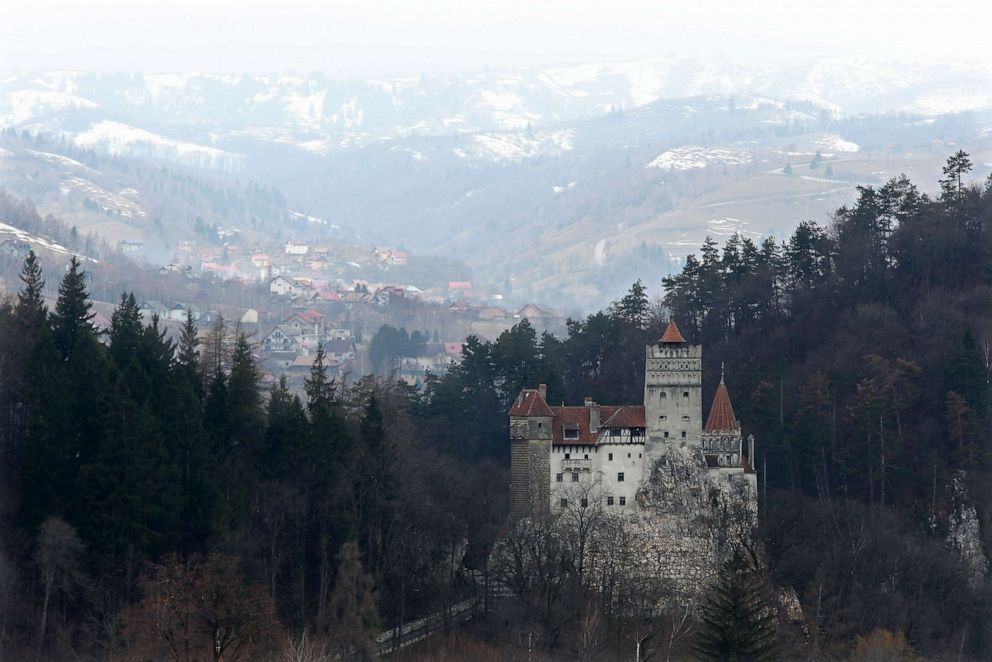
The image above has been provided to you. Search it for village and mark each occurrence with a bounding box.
[107,236,568,393]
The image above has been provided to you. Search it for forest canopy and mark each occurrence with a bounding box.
[1,152,992,659]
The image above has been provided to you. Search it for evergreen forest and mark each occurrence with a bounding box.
[2,152,992,659]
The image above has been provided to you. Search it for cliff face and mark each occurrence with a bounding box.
[946,472,988,587]
[630,446,758,608]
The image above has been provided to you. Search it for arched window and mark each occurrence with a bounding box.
[660,392,667,399]
[682,391,689,398]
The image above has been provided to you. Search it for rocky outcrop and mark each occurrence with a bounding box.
[945,472,988,587]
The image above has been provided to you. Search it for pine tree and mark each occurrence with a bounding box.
[178,312,200,373]
[611,279,649,328]
[939,150,973,200]
[108,293,143,369]
[354,394,397,580]
[15,249,46,330]
[264,377,309,480]
[52,255,96,360]
[691,550,778,661]
[305,343,336,416]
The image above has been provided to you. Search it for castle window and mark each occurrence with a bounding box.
[565,453,570,459]
[608,453,613,461]
[682,415,690,421]
[607,496,614,506]
[618,472,625,482]
[537,422,542,429]
[556,473,563,483]
[619,496,627,506]
[628,453,631,458]
[682,431,687,438]
[664,432,669,438]
[584,454,588,459]
[683,391,689,398]
[639,453,642,458]
[564,428,579,440]
[660,392,667,399]
[660,415,667,421]
[580,498,588,508]
[572,472,579,482]
[560,498,568,508]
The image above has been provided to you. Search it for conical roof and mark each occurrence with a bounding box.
[705,369,739,432]
[660,320,686,343]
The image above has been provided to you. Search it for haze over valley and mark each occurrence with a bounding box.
[3,55,991,309]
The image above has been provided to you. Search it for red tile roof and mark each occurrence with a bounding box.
[705,376,739,432]
[660,320,686,343]
[509,389,554,417]
[548,405,646,445]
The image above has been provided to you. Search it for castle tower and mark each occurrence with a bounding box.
[701,367,746,469]
[509,385,554,517]
[644,320,703,463]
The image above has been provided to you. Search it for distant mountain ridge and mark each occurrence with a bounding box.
[2,56,991,311]
[3,56,991,161]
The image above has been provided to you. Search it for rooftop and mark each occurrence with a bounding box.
[660,320,686,343]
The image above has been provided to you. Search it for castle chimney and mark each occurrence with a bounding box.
[538,384,547,400]
[587,397,600,433]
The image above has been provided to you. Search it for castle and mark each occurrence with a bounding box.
[509,320,757,517]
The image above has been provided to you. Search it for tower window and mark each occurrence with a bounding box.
[556,473,563,482]
[664,432,669,438]
[572,472,579,482]
[682,431,687,438]
[580,498,588,508]
[683,391,689,398]
[660,415,667,421]
[618,472,625,482]
[608,453,613,461]
[660,392,667,399]
[564,453,570,459]
[607,496,614,505]
[584,454,588,459]
[560,498,568,508]
[682,415,690,421]
[619,497,627,506]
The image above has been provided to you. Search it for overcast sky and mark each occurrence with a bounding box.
[3,0,991,77]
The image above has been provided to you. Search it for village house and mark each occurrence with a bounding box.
[118,239,144,253]
[138,300,168,323]
[166,302,201,322]
[285,241,309,255]
[270,275,302,297]
[262,325,303,355]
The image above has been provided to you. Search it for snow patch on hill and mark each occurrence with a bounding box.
[27,149,97,173]
[73,121,245,172]
[459,129,575,162]
[0,220,97,262]
[814,134,860,153]
[3,89,99,125]
[646,146,751,170]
